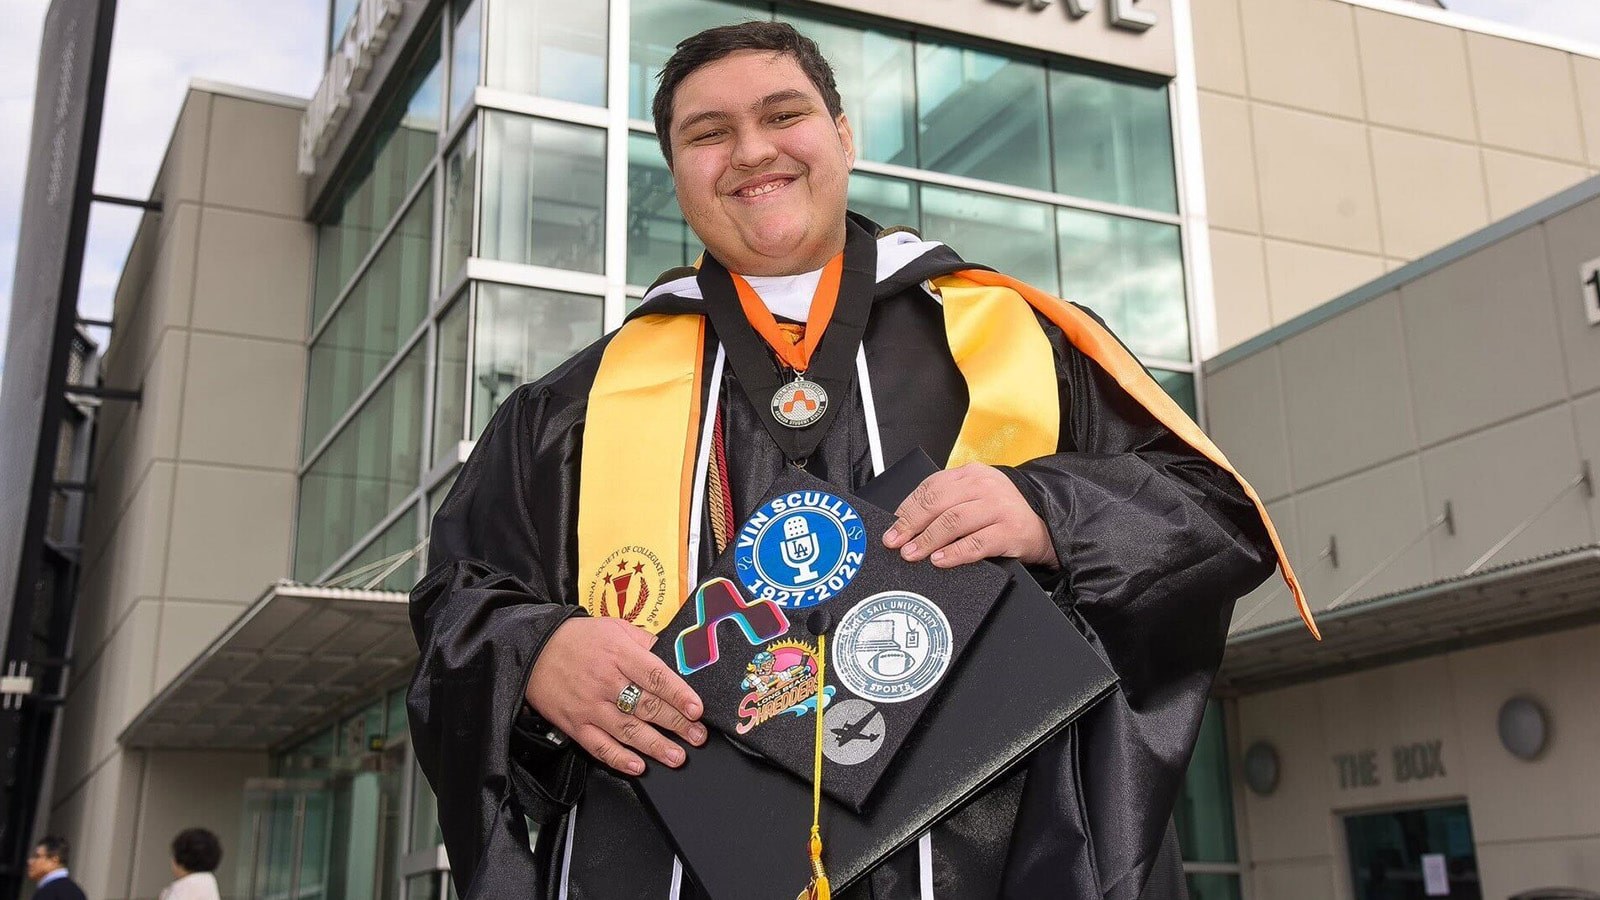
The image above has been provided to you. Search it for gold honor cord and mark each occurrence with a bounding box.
[576,314,706,633]
[800,634,831,900]
[934,270,1319,639]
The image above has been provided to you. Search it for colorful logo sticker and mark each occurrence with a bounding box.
[734,490,867,609]
[584,545,670,629]
[735,639,834,734]
[822,698,886,766]
[832,591,952,704]
[674,578,790,675]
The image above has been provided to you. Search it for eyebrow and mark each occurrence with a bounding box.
[674,89,815,137]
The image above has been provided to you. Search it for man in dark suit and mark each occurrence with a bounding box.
[27,835,87,900]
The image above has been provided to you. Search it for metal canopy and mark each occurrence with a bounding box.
[1218,545,1600,695]
[121,581,414,750]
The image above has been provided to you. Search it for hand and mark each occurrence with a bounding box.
[882,463,1058,569]
[524,617,707,775]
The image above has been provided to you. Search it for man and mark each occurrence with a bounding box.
[409,21,1314,900]
[27,836,86,900]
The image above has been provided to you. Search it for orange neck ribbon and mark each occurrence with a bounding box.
[729,253,845,374]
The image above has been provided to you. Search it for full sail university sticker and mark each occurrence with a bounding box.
[832,591,952,703]
[734,490,867,609]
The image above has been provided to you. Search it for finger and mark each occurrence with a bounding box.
[885,470,979,549]
[929,522,1014,568]
[606,708,686,768]
[630,685,708,746]
[574,724,646,776]
[619,647,704,721]
[900,499,1000,562]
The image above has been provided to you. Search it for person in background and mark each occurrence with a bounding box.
[158,828,222,900]
[27,836,86,900]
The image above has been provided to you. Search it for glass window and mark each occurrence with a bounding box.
[329,0,359,54]
[627,132,700,285]
[487,0,608,107]
[409,760,444,850]
[339,700,387,759]
[406,873,443,900]
[296,345,427,582]
[916,40,1050,192]
[1050,69,1176,213]
[441,121,478,286]
[313,32,442,327]
[473,285,604,432]
[386,687,409,741]
[847,172,918,233]
[481,113,606,273]
[1185,873,1242,900]
[1153,370,1196,419]
[449,0,482,122]
[778,12,915,167]
[1057,208,1187,362]
[305,182,435,459]
[1345,805,1480,900]
[629,0,766,121]
[327,506,422,593]
[921,185,1058,294]
[433,293,470,468]
[1174,701,1238,864]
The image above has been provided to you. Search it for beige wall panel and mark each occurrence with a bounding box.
[1263,238,1385,323]
[96,464,178,645]
[1236,681,1338,861]
[1477,836,1600,899]
[1208,228,1271,350]
[1190,0,1247,95]
[1252,859,1341,900]
[141,202,200,354]
[1567,393,1600,537]
[1279,291,1414,487]
[165,465,295,603]
[1447,627,1600,844]
[204,96,307,218]
[1237,0,1363,118]
[190,207,312,343]
[1482,148,1593,220]
[92,601,164,765]
[1369,128,1490,260]
[51,753,142,899]
[1206,343,1290,498]
[151,93,211,208]
[1230,496,1299,632]
[1420,406,1593,575]
[1399,227,1567,443]
[1318,657,1467,808]
[1466,33,1586,163]
[1252,106,1381,254]
[153,599,251,692]
[99,331,190,521]
[1576,56,1600,167]
[1199,92,1261,233]
[1293,456,1433,609]
[177,332,305,471]
[1353,8,1477,143]
[1542,198,1600,396]
[127,750,267,898]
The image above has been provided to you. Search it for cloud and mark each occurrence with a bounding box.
[1,0,322,375]
[1446,0,1600,46]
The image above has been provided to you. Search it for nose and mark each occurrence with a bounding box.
[729,125,778,170]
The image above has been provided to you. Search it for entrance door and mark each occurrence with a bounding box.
[1344,804,1482,900]
[237,778,335,900]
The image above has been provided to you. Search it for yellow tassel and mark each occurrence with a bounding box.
[798,636,831,900]
[797,830,831,900]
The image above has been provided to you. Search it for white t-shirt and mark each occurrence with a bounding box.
[738,267,825,323]
[159,871,221,900]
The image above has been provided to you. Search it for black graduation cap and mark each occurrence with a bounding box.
[633,451,1119,900]
[653,466,1011,811]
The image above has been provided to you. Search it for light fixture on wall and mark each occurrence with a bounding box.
[1497,696,1549,761]
[1243,741,1280,796]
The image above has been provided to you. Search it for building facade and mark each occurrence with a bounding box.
[27,1,1600,899]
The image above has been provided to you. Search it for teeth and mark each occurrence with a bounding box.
[738,180,787,197]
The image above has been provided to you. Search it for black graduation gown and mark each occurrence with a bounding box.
[407,224,1277,900]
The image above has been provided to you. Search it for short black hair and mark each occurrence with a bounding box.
[35,835,69,866]
[651,21,843,166]
[171,828,222,874]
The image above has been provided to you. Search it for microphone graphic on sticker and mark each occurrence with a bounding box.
[779,515,821,582]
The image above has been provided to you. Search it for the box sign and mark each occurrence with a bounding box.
[989,0,1157,33]
[297,0,403,175]
[1583,256,1600,326]
[1333,740,1447,789]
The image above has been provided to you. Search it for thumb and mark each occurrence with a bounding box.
[623,623,659,650]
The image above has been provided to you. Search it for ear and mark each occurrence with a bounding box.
[836,113,856,169]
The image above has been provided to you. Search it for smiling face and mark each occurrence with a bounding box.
[666,50,855,276]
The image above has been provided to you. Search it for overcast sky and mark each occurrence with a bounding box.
[2,0,1599,386]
